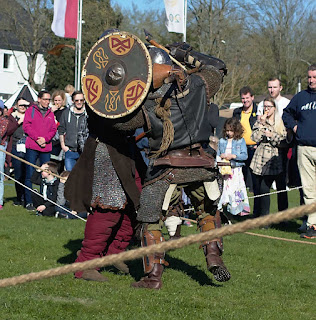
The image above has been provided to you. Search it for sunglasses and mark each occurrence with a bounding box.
[74,99,84,102]
[18,104,29,107]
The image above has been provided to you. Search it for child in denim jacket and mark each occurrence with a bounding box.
[217,118,250,216]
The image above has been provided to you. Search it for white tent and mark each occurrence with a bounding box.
[4,82,38,108]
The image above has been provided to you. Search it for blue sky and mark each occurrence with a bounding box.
[111,0,165,11]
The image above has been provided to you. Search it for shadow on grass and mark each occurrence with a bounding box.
[271,219,301,233]
[125,252,220,287]
[165,254,220,287]
[4,196,17,203]
[57,239,83,264]
[56,239,220,287]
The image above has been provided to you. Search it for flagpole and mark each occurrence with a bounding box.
[75,0,83,90]
[183,0,187,42]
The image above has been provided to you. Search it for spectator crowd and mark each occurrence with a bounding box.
[0,64,316,240]
[0,85,88,219]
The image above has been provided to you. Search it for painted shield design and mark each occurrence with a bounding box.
[82,31,152,118]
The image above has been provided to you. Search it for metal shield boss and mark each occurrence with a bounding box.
[82,31,152,118]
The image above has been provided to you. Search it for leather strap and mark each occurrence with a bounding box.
[153,145,215,168]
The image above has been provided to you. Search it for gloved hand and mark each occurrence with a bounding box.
[166,42,192,63]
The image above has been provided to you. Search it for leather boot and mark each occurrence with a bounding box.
[132,252,165,289]
[198,214,231,282]
[80,269,108,282]
[203,241,231,282]
[77,249,129,274]
[132,229,168,290]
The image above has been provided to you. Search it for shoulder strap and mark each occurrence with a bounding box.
[31,106,35,119]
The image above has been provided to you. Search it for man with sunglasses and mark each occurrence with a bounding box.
[23,90,57,211]
[58,90,87,171]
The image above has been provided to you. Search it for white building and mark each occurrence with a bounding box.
[0,48,46,101]
[0,0,47,101]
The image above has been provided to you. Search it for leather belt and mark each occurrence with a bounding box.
[153,144,215,168]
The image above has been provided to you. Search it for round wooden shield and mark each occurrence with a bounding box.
[82,31,152,118]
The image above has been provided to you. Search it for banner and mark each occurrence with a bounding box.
[51,0,78,39]
[164,0,185,34]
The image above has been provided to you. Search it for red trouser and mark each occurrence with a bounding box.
[75,208,135,278]
[74,169,141,279]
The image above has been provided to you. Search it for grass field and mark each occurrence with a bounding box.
[0,181,315,320]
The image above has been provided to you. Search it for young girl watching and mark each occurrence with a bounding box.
[217,117,250,216]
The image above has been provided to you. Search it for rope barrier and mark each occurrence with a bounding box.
[0,202,315,288]
[244,232,316,246]
[0,148,63,180]
[180,217,316,245]
[0,170,86,222]
[248,185,303,199]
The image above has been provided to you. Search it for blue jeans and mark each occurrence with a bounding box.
[25,149,50,205]
[0,144,7,205]
[11,145,26,202]
[64,150,79,171]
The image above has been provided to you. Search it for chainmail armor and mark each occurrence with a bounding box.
[137,179,170,222]
[197,65,222,99]
[91,141,127,210]
[138,168,223,222]
[172,167,218,184]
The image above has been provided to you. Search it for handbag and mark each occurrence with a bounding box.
[219,159,232,175]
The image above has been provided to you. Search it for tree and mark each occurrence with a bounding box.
[0,0,53,89]
[187,0,254,105]
[113,4,181,45]
[46,0,122,91]
[238,0,316,93]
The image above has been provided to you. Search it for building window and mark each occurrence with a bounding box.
[3,53,13,70]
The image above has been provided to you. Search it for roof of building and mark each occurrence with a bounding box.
[4,82,38,108]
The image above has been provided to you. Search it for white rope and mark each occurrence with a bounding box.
[0,170,86,222]
[247,185,303,199]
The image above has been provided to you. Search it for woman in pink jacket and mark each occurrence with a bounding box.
[23,90,57,211]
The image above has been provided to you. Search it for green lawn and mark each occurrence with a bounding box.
[0,181,315,320]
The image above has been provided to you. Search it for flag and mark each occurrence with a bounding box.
[51,0,79,39]
[164,0,185,34]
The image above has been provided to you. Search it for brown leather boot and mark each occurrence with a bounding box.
[77,249,129,274]
[131,229,168,290]
[132,253,165,289]
[198,214,231,282]
[203,241,231,282]
[80,269,108,282]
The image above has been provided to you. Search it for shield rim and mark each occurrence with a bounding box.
[81,31,152,119]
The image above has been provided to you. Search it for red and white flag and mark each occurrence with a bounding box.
[51,0,78,39]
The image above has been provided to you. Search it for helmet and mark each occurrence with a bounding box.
[147,46,172,66]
